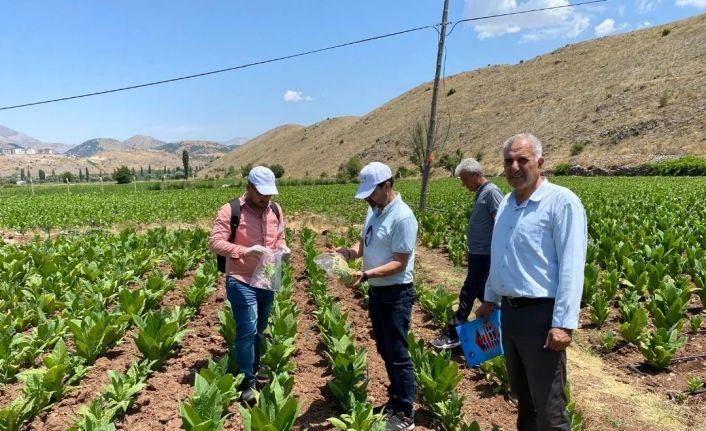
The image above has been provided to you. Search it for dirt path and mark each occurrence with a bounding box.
[415,244,698,431]
[114,276,228,431]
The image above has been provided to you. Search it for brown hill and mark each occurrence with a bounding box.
[0,150,181,178]
[204,14,706,178]
[157,140,230,165]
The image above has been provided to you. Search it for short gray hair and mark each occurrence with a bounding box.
[454,158,483,177]
[503,133,543,160]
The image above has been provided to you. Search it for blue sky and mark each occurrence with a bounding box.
[0,0,704,146]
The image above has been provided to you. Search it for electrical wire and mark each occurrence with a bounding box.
[0,0,607,111]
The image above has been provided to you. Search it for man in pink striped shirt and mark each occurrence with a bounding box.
[208,166,288,405]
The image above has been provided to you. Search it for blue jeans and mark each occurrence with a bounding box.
[225,276,275,383]
[368,284,416,417]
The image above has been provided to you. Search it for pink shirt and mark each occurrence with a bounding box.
[208,196,285,286]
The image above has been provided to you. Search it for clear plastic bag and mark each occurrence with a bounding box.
[313,252,356,285]
[251,248,284,291]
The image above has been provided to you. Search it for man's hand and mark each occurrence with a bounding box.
[244,245,268,257]
[544,327,573,351]
[336,247,351,261]
[475,301,496,324]
[279,245,292,262]
[345,270,364,288]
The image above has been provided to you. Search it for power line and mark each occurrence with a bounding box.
[0,0,606,111]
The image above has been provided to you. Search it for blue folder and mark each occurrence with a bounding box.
[454,308,503,367]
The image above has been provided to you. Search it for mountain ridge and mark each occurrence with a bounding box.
[204,14,706,178]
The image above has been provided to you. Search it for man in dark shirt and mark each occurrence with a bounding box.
[431,158,503,350]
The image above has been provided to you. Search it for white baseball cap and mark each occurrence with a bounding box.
[355,162,392,199]
[248,166,278,195]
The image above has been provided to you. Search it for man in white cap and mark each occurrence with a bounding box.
[337,161,418,431]
[208,165,289,406]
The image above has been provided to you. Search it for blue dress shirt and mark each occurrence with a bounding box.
[484,179,587,329]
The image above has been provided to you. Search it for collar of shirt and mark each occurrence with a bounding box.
[375,192,401,218]
[509,178,550,209]
[474,181,489,202]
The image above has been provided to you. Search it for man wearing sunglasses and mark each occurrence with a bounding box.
[208,165,289,406]
[338,162,418,431]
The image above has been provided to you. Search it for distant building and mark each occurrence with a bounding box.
[37,148,54,154]
[12,148,26,155]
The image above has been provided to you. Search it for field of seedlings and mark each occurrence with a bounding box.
[0,176,705,431]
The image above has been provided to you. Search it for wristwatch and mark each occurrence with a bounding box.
[361,271,369,282]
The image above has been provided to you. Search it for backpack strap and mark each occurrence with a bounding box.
[227,198,242,243]
[269,201,281,223]
[227,199,281,244]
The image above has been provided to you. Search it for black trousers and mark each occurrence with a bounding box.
[368,284,416,416]
[448,253,491,336]
[501,300,570,431]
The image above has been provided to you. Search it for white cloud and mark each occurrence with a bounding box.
[636,0,662,13]
[676,0,706,7]
[638,21,652,28]
[595,18,616,36]
[464,0,590,41]
[283,90,312,102]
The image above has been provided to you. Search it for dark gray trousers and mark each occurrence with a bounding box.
[501,301,570,431]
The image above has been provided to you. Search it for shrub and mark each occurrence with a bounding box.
[114,166,132,184]
[446,88,456,96]
[641,156,706,176]
[570,143,584,156]
[553,163,572,176]
[395,166,417,178]
[658,91,671,108]
[661,28,671,37]
[270,164,285,178]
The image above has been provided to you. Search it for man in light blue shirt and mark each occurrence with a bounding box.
[338,162,418,431]
[477,133,587,431]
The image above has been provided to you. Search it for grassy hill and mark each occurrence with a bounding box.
[203,14,706,178]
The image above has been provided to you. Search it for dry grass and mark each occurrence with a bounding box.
[567,343,688,431]
[204,14,706,179]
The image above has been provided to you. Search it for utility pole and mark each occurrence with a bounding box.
[419,0,449,211]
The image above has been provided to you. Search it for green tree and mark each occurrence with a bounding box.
[38,169,46,180]
[60,171,76,182]
[148,165,152,174]
[20,168,25,180]
[85,167,89,180]
[270,164,285,178]
[338,156,362,180]
[182,149,189,179]
[79,169,84,182]
[408,120,427,175]
[226,165,236,177]
[114,166,133,184]
[241,162,254,178]
[27,168,31,178]
[438,149,464,176]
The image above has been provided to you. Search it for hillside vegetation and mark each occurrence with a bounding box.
[204,14,706,178]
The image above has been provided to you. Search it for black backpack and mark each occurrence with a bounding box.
[216,198,281,273]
